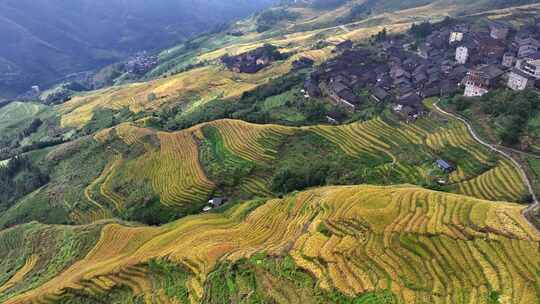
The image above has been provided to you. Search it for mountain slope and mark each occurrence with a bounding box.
[0,113,528,228]
[0,0,274,98]
[1,1,540,303]
[1,185,539,303]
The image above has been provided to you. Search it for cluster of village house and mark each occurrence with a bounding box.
[221,45,285,73]
[125,52,158,75]
[302,19,540,119]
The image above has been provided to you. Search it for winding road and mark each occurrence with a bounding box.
[433,102,540,233]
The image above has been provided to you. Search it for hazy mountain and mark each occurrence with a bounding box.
[0,0,274,98]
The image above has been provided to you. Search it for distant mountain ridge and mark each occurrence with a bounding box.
[0,0,274,98]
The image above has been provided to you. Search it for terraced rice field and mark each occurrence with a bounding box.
[205,119,295,163]
[0,255,38,294]
[86,120,293,212]
[306,116,527,202]
[58,57,304,129]
[150,131,215,207]
[453,160,527,202]
[307,117,427,163]
[426,123,492,164]
[3,185,539,303]
[0,102,46,132]
[72,114,528,223]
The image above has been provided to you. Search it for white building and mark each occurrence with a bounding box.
[463,71,489,97]
[455,46,469,64]
[449,32,463,44]
[464,83,488,97]
[521,59,540,79]
[507,69,533,91]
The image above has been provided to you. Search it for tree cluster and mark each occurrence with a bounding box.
[447,89,540,145]
[0,156,49,212]
[156,71,330,130]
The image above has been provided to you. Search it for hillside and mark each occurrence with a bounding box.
[29,0,539,136]
[0,111,528,228]
[0,0,537,239]
[0,0,274,98]
[1,185,539,303]
[2,1,540,303]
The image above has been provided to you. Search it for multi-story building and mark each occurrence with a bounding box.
[463,70,490,97]
[520,59,540,79]
[507,69,534,91]
[516,38,540,58]
[455,46,469,64]
[449,32,464,44]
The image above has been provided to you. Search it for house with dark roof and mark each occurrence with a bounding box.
[330,81,349,95]
[476,64,504,85]
[292,57,315,70]
[370,86,390,102]
[418,44,433,59]
[209,197,227,208]
[436,159,455,173]
[448,66,468,82]
[204,197,228,211]
[413,71,428,84]
[421,82,441,98]
[398,92,423,112]
[517,37,540,58]
[489,22,509,40]
[440,79,458,96]
[336,89,360,106]
[334,40,353,53]
[221,45,284,73]
[478,38,507,63]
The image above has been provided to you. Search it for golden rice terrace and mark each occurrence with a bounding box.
[1,185,539,303]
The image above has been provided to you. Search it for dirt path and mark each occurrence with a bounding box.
[339,25,349,33]
[433,102,540,233]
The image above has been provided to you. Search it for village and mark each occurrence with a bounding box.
[213,16,540,193]
[301,17,540,121]
[221,44,288,73]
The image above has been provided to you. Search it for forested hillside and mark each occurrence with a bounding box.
[0,0,274,98]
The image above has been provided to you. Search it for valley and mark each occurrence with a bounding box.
[0,0,274,99]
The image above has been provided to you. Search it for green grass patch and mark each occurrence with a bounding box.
[528,157,540,180]
[199,125,258,196]
[0,222,103,302]
[203,255,397,304]
[148,259,191,303]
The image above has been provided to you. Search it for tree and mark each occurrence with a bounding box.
[410,21,434,39]
[147,93,157,102]
[373,28,388,42]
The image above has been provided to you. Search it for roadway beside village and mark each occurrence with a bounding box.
[433,101,540,234]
